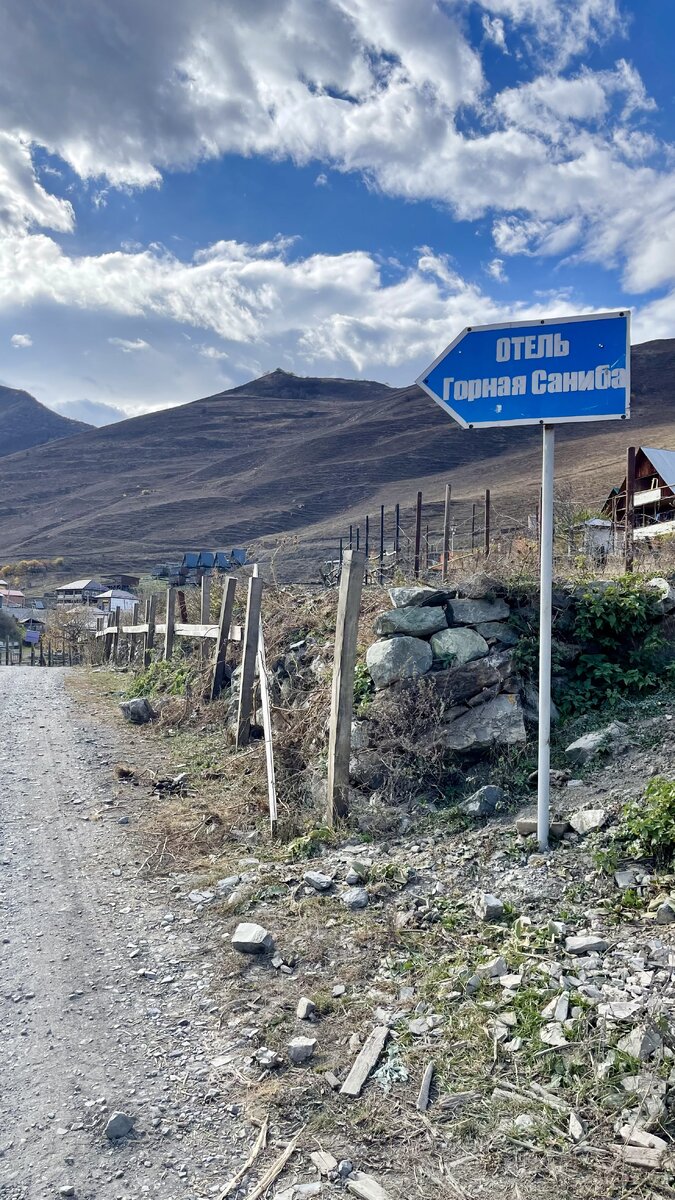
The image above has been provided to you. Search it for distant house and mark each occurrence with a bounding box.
[0,587,26,608]
[9,607,46,635]
[104,574,140,590]
[604,447,675,539]
[56,578,106,605]
[98,588,137,613]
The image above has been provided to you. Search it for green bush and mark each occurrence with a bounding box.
[562,578,666,714]
[124,655,199,698]
[353,660,374,716]
[615,777,675,866]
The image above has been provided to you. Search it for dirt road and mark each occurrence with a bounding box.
[0,670,238,1200]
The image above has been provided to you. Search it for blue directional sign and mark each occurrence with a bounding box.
[417,311,630,429]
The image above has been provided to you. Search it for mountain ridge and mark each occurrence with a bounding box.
[0,385,92,457]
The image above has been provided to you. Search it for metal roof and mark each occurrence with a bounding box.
[56,579,104,592]
[98,589,136,599]
[641,447,675,490]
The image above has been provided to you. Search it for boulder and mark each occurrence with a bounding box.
[569,808,607,836]
[342,887,369,910]
[454,572,503,600]
[447,597,510,625]
[304,870,333,892]
[647,577,675,613]
[349,749,386,790]
[522,682,560,725]
[430,627,489,667]
[388,586,448,608]
[565,721,628,765]
[565,934,608,955]
[459,785,505,818]
[435,694,526,754]
[105,1111,133,1140]
[288,1036,316,1064]
[474,892,504,920]
[375,606,447,638]
[231,922,275,954]
[431,653,510,705]
[119,697,155,725]
[475,621,519,646]
[366,636,432,689]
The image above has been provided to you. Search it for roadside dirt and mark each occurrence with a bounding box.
[0,668,248,1200]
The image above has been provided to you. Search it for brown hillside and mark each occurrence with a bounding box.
[1,343,674,579]
[0,385,91,457]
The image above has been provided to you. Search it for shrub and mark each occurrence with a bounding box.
[613,778,675,866]
[0,610,20,640]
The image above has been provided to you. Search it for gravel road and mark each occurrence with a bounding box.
[0,669,242,1200]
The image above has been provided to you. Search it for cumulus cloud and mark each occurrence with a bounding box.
[482,14,508,51]
[10,332,32,348]
[485,258,508,283]
[107,337,151,353]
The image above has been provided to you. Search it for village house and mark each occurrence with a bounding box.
[604,447,675,540]
[56,578,106,605]
[97,588,137,613]
[0,586,26,608]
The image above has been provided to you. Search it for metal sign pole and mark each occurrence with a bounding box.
[537,424,555,852]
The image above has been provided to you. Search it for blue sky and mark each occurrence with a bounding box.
[0,0,674,425]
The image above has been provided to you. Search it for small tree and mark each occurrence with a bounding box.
[0,609,20,641]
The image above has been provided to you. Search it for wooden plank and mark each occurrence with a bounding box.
[257,604,278,836]
[235,576,264,748]
[442,483,451,581]
[625,445,635,572]
[163,587,176,660]
[211,577,237,701]
[346,1173,394,1200]
[416,1061,435,1112]
[340,1024,389,1097]
[175,621,219,638]
[485,487,491,557]
[326,548,365,825]
[144,593,157,667]
[414,490,422,577]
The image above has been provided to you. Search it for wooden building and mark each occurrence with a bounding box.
[604,447,675,539]
[56,578,106,605]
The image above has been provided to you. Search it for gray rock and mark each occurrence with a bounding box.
[647,577,675,613]
[430,626,489,667]
[565,935,608,955]
[455,572,503,600]
[447,597,510,625]
[297,996,317,1020]
[375,606,447,638]
[231,922,275,954]
[58,1189,76,1198]
[288,1036,316,1064]
[338,1160,354,1178]
[474,892,504,921]
[119,697,155,725]
[656,900,675,925]
[304,870,333,892]
[366,636,433,689]
[350,720,370,751]
[569,808,607,836]
[522,682,561,726]
[565,722,628,765]
[349,748,385,790]
[617,1025,663,1061]
[346,861,369,884]
[475,620,519,645]
[105,1111,133,1140]
[459,784,505,818]
[434,694,526,753]
[614,868,640,890]
[388,586,448,608]
[342,887,369,910]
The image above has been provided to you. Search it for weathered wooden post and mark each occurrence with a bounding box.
[177,589,189,623]
[30,644,35,667]
[112,606,122,664]
[200,573,211,661]
[326,549,366,826]
[395,502,400,557]
[379,504,385,584]
[163,587,176,660]
[48,641,52,667]
[128,602,139,663]
[484,488,491,557]
[625,445,636,573]
[236,575,264,749]
[143,593,157,667]
[414,490,423,578]
[210,577,236,701]
[4,638,8,666]
[442,483,451,581]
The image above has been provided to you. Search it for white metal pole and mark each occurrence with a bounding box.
[537,424,555,853]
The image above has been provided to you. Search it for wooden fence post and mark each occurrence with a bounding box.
[177,589,189,623]
[164,587,176,660]
[48,641,52,667]
[236,576,264,749]
[414,490,423,578]
[326,549,366,826]
[624,445,635,573]
[200,573,211,661]
[379,504,385,584]
[144,593,157,667]
[211,577,237,701]
[484,488,491,558]
[471,502,477,551]
[128,602,139,663]
[442,483,451,580]
[30,644,35,667]
[112,606,122,664]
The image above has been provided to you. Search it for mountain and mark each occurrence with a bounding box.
[0,385,92,457]
[0,345,674,580]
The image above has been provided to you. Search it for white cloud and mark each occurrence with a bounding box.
[0,133,73,234]
[485,258,508,283]
[482,14,508,52]
[197,344,229,360]
[10,332,32,348]
[107,337,151,353]
[50,397,126,426]
[476,0,625,68]
[314,172,329,187]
